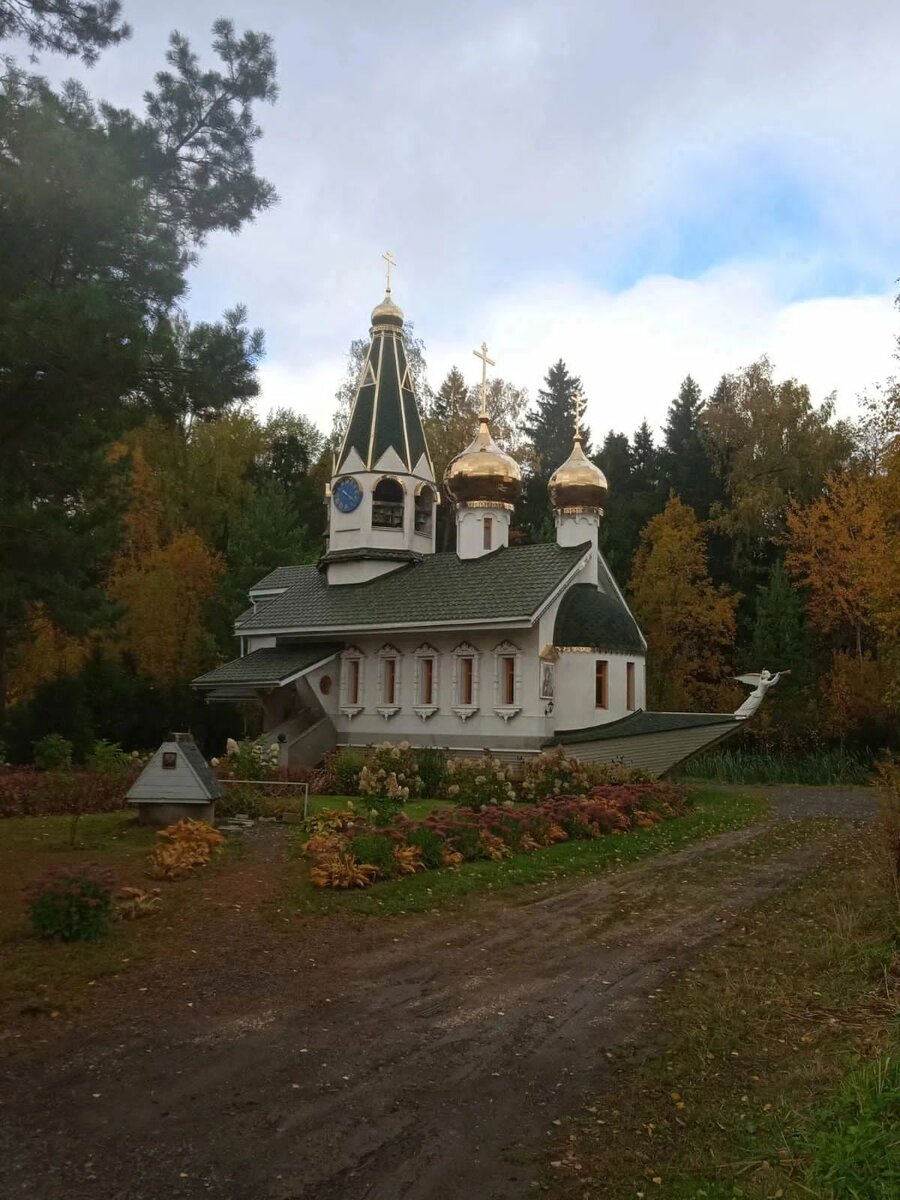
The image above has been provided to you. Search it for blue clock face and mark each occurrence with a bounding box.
[333,476,363,514]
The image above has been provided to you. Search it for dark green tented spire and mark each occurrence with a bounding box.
[337,292,432,474]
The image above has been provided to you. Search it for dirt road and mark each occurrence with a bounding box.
[0,788,873,1200]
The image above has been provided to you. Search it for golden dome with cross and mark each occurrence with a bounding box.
[549,392,608,513]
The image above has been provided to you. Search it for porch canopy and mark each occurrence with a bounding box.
[193,644,341,702]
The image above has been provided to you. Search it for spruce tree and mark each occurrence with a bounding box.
[521,360,588,541]
[660,376,720,517]
[750,560,809,679]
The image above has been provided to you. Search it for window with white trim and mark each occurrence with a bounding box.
[377,644,402,716]
[492,640,522,720]
[452,642,480,718]
[413,643,440,718]
[340,646,365,714]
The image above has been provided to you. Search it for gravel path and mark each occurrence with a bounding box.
[0,787,875,1200]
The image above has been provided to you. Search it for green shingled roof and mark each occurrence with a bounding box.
[193,645,341,689]
[338,326,430,472]
[553,583,645,655]
[548,711,739,746]
[238,543,590,633]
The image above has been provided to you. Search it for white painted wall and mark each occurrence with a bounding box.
[455,507,511,559]
[553,651,646,730]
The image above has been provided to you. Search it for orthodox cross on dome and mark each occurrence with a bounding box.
[573,390,585,442]
[382,249,397,294]
[473,340,496,419]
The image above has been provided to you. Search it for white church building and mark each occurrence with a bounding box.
[193,283,741,775]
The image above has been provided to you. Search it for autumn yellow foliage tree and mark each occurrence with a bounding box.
[629,497,739,711]
[108,447,223,685]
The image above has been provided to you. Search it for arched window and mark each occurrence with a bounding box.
[372,477,405,528]
[414,484,436,535]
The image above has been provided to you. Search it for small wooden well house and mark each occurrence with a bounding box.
[127,732,223,826]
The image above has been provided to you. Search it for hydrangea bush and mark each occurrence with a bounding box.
[442,756,517,809]
[519,746,651,802]
[358,741,423,802]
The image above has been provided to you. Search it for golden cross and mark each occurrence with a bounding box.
[573,390,585,441]
[473,340,496,419]
[382,249,396,294]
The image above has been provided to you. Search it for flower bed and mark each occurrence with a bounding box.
[301,781,688,889]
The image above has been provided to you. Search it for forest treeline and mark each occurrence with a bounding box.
[1,3,897,761]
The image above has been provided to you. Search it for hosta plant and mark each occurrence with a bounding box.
[25,865,116,941]
[147,819,225,880]
[310,852,377,889]
[116,887,162,920]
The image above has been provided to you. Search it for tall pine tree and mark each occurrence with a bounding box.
[521,360,588,541]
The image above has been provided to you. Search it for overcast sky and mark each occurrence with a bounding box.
[27,0,900,438]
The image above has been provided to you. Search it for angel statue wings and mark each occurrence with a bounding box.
[732,669,790,719]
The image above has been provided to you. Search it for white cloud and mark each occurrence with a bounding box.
[277,262,896,441]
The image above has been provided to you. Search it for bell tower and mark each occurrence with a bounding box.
[324,254,438,585]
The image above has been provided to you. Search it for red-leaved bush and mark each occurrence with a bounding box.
[0,768,138,819]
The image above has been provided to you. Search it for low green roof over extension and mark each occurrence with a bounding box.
[239,542,590,633]
[193,644,341,689]
[553,583,644,655]
[548,710,739,746]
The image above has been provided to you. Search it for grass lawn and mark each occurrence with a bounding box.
[0,811,241,1020]
[304,795,452,821]
[541,820,900,1200]
[286,787,770,916]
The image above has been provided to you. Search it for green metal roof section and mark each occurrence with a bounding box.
[547,710,739,747]
[237,542,590,633]
[553,582,645,655]
[337,317,431,473]
[193,644,342,689]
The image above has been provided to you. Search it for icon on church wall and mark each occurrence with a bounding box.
[540,661,555,701]
[333,476,363,513]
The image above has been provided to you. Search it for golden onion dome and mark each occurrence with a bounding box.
[370,290,404,330]
[549,435,608,512]
[443,416,522,509]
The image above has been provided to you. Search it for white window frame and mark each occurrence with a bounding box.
[376,643,402,719]
[413,643,440,721]
[451,641,480,721]
[492,640,523,722]
[340,646,365,719]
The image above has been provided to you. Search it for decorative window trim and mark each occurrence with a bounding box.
[377,643,402,711]
[451,641,480,719]
[492,640,522,721]
[413,643,439,718]
[340,645,365,717]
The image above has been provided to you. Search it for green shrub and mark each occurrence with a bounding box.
[333,747,365,795]
[685,747,874,786]
[520,746,651,802]
[803,1055,900,1197]
[24,865,116,941]
[447,823,488,860]
[219,738,280,781]
[443,756,517,809]
[416,747,446,797]
[32,733,74,772]
[85,739,132,775]
[360,795,402,827]
[405,825,446,869]
[348,833,397,879]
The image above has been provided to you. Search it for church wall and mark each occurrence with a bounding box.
[552,651,645,730]
[297,628,556,752]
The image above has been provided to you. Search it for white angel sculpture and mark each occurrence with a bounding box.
[732,669,789,719]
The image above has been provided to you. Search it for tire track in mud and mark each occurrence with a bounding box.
[0,814,836,1200]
